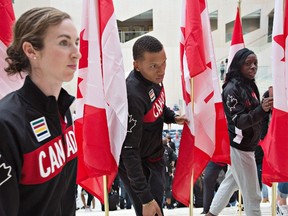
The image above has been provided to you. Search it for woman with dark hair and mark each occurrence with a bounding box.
[206,48,273,216]
[0,7,81,216]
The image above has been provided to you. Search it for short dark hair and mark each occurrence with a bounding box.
[132,35,163,60]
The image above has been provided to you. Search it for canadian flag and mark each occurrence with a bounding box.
[75,0,128,203]
[172,0,230,206]
[0,0,24,99]
[227,6,245,69]
[262,0,288,185]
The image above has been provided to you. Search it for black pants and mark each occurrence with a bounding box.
[82,188,94,206]
[203,162,227,213]
[118,158,165,216]
[164,173,172,199]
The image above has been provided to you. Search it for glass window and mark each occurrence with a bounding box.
[267,9,274,43]
[225,9,261,42]
[117,9,153,43]
[210,10,218,31]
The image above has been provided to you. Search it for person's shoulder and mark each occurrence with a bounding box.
[126,72,148,101]
[223,81,235,94]
[223,78,241,92]
[0,92,25,121]
[127,71,141,88]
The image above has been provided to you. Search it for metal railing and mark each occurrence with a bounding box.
[118,30,150,43]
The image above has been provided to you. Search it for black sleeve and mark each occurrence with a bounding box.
[0,120,21,216]
[120,95,154,204]
[163,105,177,124]
[223,87,267,130]
[170,150,177,162]
[170,142,176,152]
[260,113,270,140]
[260,91,270,140]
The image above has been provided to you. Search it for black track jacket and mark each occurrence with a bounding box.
[0,76,77,216]
[222,77,268,152]
[120,70,176,204]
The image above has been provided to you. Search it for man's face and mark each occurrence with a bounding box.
[134,49,167,84]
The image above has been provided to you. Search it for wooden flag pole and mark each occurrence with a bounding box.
[237,2,243,215]
[237,0,241,15]
[272,183,277,216]
[238,190,242,216]
[189,169,194,216]
[235,0,243,206]
[103,175,109,216]
[189,78,195,216]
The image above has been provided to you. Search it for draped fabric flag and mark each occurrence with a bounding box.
[75,0,128,203]
[0,0,24,99]
[227,7,245,69]
[172,0,230,206]
[262,0,288,185]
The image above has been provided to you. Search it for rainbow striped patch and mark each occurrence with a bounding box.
[30,117,51,142]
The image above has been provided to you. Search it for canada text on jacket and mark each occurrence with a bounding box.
[20,126,77,184]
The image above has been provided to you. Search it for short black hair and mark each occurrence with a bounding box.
[132,35,163,60]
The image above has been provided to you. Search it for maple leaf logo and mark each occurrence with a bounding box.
[226,94,238,111]
[127,115,137,133]
[0,155,12,186]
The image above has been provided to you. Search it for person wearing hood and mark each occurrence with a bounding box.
[206,48,273,216]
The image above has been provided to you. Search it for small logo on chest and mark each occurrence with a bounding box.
[30,117,51,142]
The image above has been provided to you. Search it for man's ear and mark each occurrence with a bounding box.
[22,42,37,60]
[133,60,140,71]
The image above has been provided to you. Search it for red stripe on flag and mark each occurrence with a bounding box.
[0,0,24,99]
[172,124,210,206]
[184,0,206,77]
[204,91,214,103]
[0,0,15,46]
[99,0,113,35]
[261,0,288,184]
[227,6,245,69]
[212,102,230,163]
[262,154,288,187]
[76,105,117,202]
[262,108,288,184]
[231,7,244,46]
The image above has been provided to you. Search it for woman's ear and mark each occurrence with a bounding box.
[22,42,37,60]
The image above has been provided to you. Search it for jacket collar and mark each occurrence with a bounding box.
[17,76,75,116]
[132,69,162,87]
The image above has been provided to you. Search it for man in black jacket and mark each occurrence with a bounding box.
[118,35,187,216]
